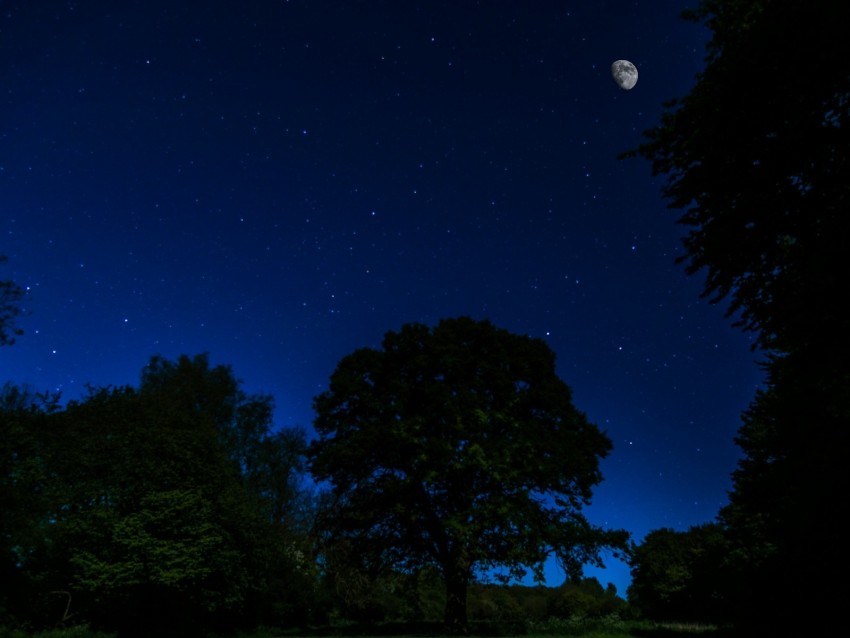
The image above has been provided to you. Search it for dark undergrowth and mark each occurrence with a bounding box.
[0,620,745,638]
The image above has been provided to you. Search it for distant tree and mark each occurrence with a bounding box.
[626,524,729,623]
[0,255,26,346]
[466,583,523,625]
[550,576,628,620]
[626,0,848,631]
[308,317,629,633]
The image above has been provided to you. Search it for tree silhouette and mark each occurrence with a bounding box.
[628,0,849,357]
[308,317,628,633]
[1,355,315,634]
[0,255,26,346]
[627,524,730,623]
[626,0,848,631]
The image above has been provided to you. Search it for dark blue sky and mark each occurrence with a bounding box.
[1,1,764,594]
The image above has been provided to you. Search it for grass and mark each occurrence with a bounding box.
[272,619,737,638]
[0,627,116,638]
[0,620,740,638]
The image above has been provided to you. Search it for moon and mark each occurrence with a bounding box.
[611,59,638,90]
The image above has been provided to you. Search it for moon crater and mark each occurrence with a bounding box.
[611,60,638,90]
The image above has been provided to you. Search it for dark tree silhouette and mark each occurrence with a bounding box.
[627,524,730,623]
[628,0,849,358]
[0,255,26,346]
[627,0,848,631]
[1,355,315,634]
[308,316,628,633]
[0,384,61,628]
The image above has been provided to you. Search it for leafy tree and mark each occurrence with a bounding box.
[626,0,848,630]
[37,374,256,634]
[716,350,849,630]
[0,255,26,346]
[0,384,60,626]
[69,488,245,631]
[550,577,627,620]
[5,354,314,634]
[308,316,629,633]
[467,583,523,625]
[628,0,848,357]
[626,524,729,623]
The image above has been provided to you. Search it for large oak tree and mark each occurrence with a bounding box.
[308,317,628,632]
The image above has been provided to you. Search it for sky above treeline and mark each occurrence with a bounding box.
[1,0,766,594]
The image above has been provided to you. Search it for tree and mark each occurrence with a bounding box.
[626,1,848,631]
[626,524,730,624]
[308,316,629,633]
[0,255,26,346]
[628,0,849,357]
[3,355,315,634]
[544,577,628,621]
[0,384,61,626]
[716,351,849,629]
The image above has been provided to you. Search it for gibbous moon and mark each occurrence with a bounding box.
[611,59,638,90]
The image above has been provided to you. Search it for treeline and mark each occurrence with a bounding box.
[0,353,631,636]
[0,346,807,637]
[1,354,316,636]
[317,567,629,628]
[3,0,847,634]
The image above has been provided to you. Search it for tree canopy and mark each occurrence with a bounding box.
[627,524,730,623]
[308,316,628,632]
[0,354,314,635]
[629,0,849,357]
[626,0,848,631]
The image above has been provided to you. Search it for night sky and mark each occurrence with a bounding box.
[1,1,765,595]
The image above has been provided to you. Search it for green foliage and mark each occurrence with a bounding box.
[0,627,115,638]
[549,579,627,622]
[0,355,316,635]
[0,384,62,627]
[70,489,236,598]
[309,317,629,631]
[467,585,524,624]
[626,525,729,624]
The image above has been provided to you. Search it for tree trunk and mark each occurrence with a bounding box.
[443,562,469,634]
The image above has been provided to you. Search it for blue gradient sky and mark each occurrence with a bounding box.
[1,0,765,596]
